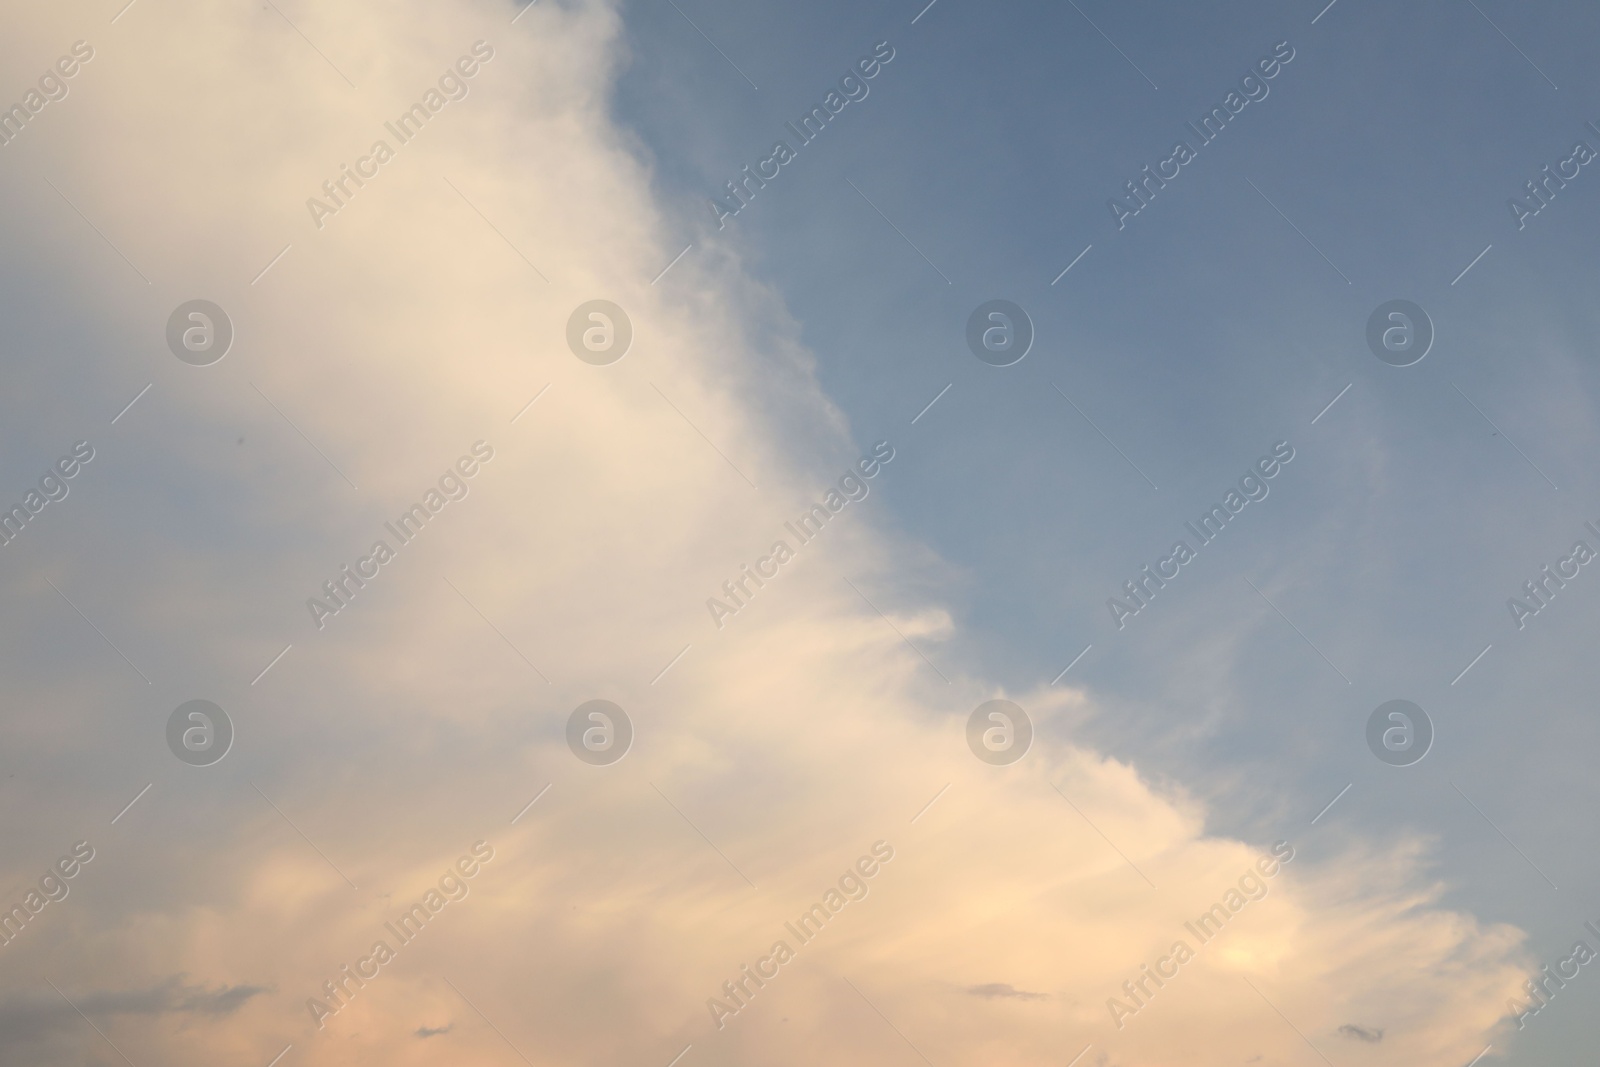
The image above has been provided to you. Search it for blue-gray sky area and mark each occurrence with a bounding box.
[617,0,1600,1057]
[0,0,1594,1064]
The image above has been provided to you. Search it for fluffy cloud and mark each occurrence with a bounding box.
[0,2,1531,1066]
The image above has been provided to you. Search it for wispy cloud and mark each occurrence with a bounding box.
[967,983,1048,1000]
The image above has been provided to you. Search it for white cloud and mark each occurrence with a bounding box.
[0,2,1531,1065]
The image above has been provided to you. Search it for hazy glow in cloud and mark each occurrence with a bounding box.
[0,2,1534,1066]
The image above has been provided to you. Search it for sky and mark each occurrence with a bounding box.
[0,0,1596,1065]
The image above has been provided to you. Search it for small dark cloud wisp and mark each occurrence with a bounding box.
[1338,1024,1384,1043]
[0,977,268,1046]
[966,983,1047,1000]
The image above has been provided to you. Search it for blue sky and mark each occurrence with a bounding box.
[616,0,1600,1057]
[0,0,1596,1063]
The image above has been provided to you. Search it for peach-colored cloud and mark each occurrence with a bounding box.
[0,3,1531,1066]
